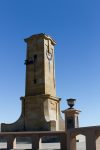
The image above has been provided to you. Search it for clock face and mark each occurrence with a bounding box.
[46,48,53,61]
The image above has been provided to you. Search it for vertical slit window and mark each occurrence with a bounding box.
[34,54,37,84]
[34,79,37,84]
[34,54,37,62]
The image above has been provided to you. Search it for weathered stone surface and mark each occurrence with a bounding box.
[1,33,64,132]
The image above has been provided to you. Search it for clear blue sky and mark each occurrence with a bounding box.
[0,0,100,127]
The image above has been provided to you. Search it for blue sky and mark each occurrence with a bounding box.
[0,0,100,127]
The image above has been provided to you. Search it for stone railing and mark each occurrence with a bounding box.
[1,126,100,150]
[67,125,100,150]
[0,131,67,150]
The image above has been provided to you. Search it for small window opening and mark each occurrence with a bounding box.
[34,79,37,84]
[34,54,37,61]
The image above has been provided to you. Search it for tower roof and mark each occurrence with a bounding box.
[24,33,56,45]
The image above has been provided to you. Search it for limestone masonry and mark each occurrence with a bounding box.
[1,33,64,132]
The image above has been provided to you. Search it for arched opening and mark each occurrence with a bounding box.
[76,134,86,150]
[96,135,100,150]
[0,137,7,149]
[39,136,60,149]
[16,137,32,149]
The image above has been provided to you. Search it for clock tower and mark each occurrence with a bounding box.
[1,33,63,131]
[24,33,56,97]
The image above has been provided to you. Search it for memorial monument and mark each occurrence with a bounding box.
[1,33,64,132]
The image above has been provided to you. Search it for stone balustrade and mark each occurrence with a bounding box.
[1,126,100,149]
[0,131,66,150]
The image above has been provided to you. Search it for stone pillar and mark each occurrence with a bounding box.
[31,135,40,150]
[7,136,16,150]
[67,131,71,150]
[60,134,67,150]
[67,131,76,150]
[86,130,96,150]
[70,136,76,150]
[62,107,81,131]
[62,98,81,150]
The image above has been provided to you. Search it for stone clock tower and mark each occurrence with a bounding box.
[25,33,56,97]
[1,33,64,132]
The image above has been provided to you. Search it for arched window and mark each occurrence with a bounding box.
[96,135,100,150]
[76,134,86,150]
